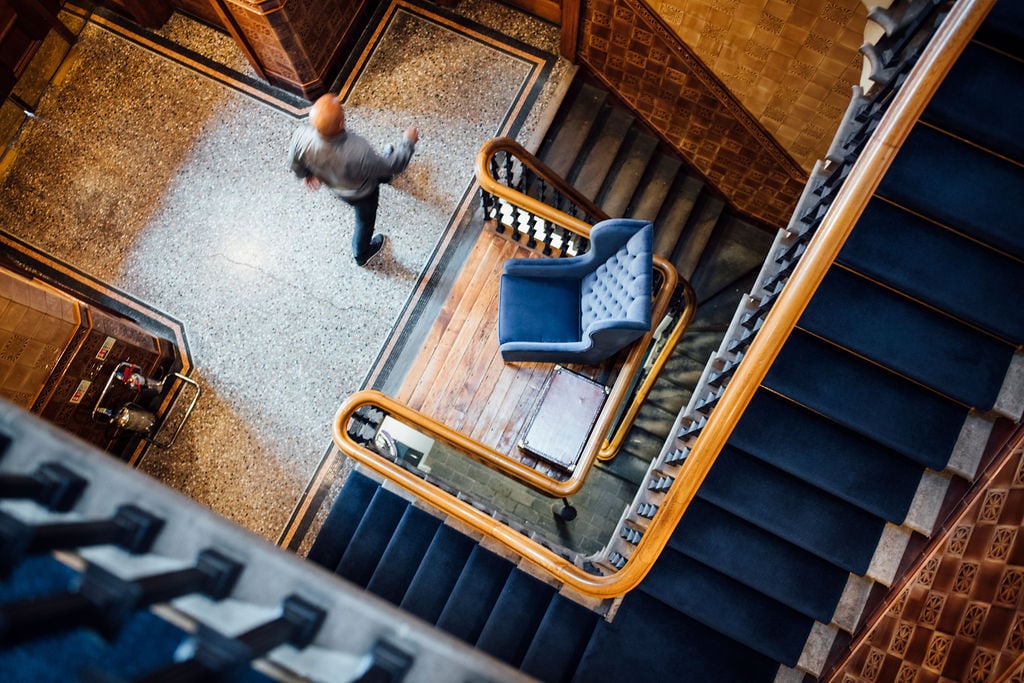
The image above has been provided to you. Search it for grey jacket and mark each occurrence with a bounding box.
[288,126,415,200]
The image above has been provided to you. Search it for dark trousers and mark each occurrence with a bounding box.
[343,187,380,261]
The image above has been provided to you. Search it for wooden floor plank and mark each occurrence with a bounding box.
[415,236,518,420]
[393,227,623,477]
[400,233,508,408]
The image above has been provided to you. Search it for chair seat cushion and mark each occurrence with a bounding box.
[498,274,581,345]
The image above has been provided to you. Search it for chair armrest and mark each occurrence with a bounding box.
[502,254,594,279]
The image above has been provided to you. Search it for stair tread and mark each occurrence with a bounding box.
[641,551,813,666]
[306,471,379,571]
[974,0,1024,61]
[598,129,659,217]
[334,486,411,587]
[799,265,1014,410]
[841,199,1024,345]
[520,595,600,683]
[765,329,967,470]
[731,390,921,523]
[877,124,1024,261]
[596,448,651,486]
[570,106,636,201]
[671,498,848,623]
[923,41,1024,163]
[476,570,557,666]
[698,445,885,574]
[689,214,775,303]
[653,174,705,258]
[436,545,515,643]
[365,505,443,605]
[627,153,683,221]
[631,400,679,437]
[399,524,477,623]
[671,193,724,280]
[540,83,608,179]
[574,590,778,682]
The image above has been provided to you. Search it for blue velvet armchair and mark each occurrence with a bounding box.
[497,218,654,364]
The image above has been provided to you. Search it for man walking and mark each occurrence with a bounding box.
[289,93,418,266]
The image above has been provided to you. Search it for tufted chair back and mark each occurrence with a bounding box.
[497,218,654,364]
[580,226,653,335]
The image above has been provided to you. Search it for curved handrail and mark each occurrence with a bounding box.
[476,137,609,234]
[340,250,676,500]
[598,279,698,461]
[335,1,979,596]
[597,0,990,594]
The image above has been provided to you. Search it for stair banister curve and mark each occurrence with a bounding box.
[334,0,980,595]
[476,136,610,232]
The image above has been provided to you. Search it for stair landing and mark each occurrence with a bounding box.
[389,226,640,555]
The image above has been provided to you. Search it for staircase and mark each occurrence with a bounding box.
[532,77,776,487]
[310,1,1024,681]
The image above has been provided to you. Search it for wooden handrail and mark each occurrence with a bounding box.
[334,0,979,595]
[337,249,676,500]
[598,280,698,461]
[476,137,609,235]
[603,0,991,596]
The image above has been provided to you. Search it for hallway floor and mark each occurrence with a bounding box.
[0,0,572,545]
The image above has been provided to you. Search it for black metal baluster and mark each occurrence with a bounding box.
[0,462,86,511]
[0,549,242,645]
[0,505,164,573]
[132,595,325,683]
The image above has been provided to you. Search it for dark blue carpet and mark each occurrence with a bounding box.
[399,524,477,624]
[307,471,380,570]
[765,329,967,470]
[923,41,1024,163]
[365,505,443,605]
[699,446,884,574]
[670,498,847,623]
[520,596,599,683]
[435,546,514,643]
[798,266,1013,410]
[573,590,777,683]
[730,390,921,523]
[877,124,1024,261]
[0,611,187,682]
[333,486,411,587]
[838,199,1024,345]
[640,551,812,666]
[975,0,1024,60]
[0,554,77,602]
[475,570,556,666]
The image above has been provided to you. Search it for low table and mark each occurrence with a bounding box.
[518,366,609,472]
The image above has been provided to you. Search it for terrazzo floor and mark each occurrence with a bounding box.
[0,0,572,543]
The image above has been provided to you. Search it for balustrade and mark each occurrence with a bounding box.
[0,403,516,681]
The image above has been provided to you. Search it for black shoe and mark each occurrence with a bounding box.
[355,235,387,266]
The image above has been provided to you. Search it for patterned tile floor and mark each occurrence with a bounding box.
[0,0,572,544]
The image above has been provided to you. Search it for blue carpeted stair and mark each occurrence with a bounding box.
[618,1,1024,674]
[0,555,192,682]
[307,4,1023,679]
[309,471,604,683]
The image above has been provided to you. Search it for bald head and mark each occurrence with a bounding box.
[310,94,345,137]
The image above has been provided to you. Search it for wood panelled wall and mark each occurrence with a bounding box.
[575,0,808,228]
[115,0,377,98]
[652,0,866,172]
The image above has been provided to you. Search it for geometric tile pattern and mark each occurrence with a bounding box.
[578,0,810,227]
[651,0,866,171]
[830,438,1024,683]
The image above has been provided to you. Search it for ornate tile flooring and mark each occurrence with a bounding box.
[0,0,571,544]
